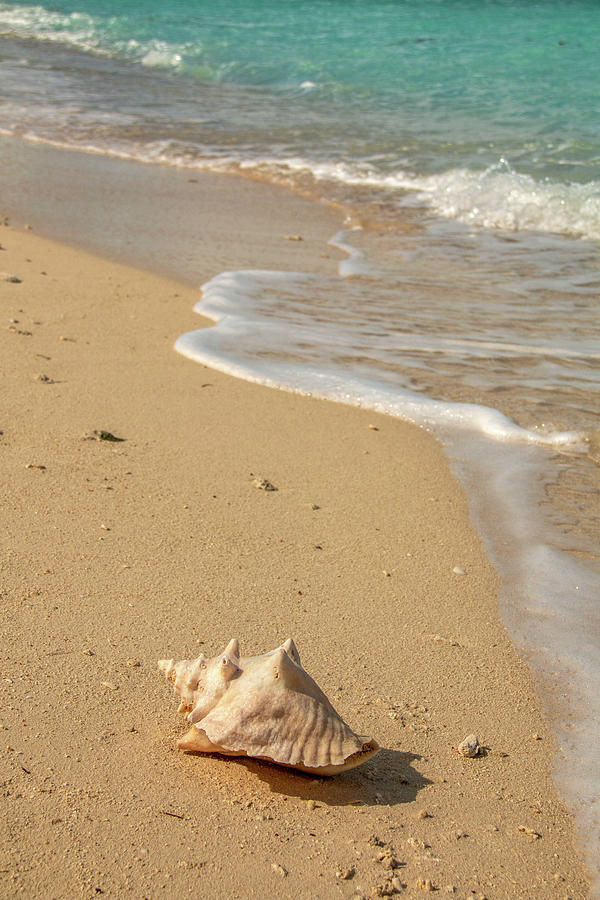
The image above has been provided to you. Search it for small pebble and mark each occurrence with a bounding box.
[406,837,426,851]
[252,477,277,491]
[368,424,379,430]
[336,867,355,880]
[284,234,303,241]
[1,272,22,283]
[416,879,435,892]
[452,566,466,575]
[271,863,287,877]
[370,880,399,897]
[518,825,541,839]
[417,809,432,820]
[457,734,481,757]
[90,429,125,442]
[101,682,118,691]
[376,852,402,870]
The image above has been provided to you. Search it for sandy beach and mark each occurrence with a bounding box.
[0,155,591,897]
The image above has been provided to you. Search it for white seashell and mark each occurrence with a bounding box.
[159,638,379,775]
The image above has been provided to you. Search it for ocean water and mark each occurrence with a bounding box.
[1,0,598,882]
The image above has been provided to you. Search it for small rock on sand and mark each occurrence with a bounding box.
[518,825,541,839]
[252,477,277,491]
[84,430,126,442]
[457,734,481,757]
[335,866,355,880]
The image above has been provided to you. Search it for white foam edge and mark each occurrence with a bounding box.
[176,269,584,449]
[328,228,371,276]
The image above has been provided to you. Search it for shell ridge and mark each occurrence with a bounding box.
[199,684,364,766]
[288,690,320,766]
[312,700,353,767]
[200,689,294,762]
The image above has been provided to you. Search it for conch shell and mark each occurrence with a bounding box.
[159,638,379,775]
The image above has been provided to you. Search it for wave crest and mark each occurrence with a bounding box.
[405,159,600,241]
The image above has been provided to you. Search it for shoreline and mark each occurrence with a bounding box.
[1,140,591,896]
[0,133,347,285]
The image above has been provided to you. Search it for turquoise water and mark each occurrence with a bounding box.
[1,0,599,881]
[1,0,600,235]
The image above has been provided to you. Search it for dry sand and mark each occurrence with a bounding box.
[0,177,591,898]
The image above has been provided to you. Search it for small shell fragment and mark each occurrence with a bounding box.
[335,867,355,880]
[457,734,481,757]
[89,429,125,442]
[252,477,277,491]
[518,825,541,839]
